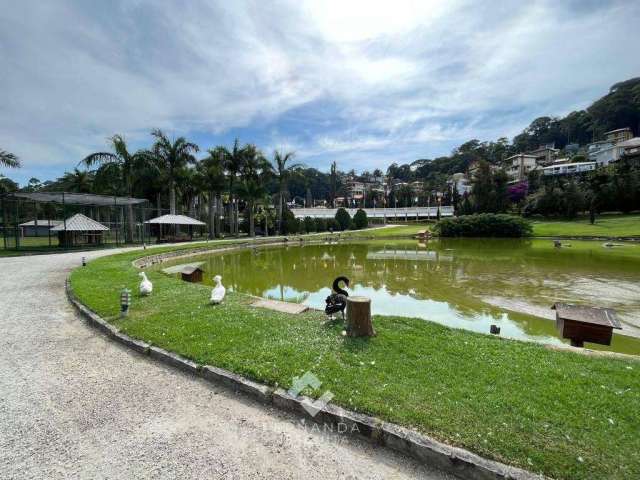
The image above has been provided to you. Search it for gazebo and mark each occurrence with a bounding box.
[51,213,109,247]
[144,214,206,242]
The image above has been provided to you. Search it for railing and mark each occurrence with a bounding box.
[291,206,454,219]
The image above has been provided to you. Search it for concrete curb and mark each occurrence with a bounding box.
[65,279,546,480]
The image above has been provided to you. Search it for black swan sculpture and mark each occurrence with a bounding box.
[325,276,349,320]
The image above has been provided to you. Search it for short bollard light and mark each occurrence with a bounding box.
[120,288,131,317]
[82,256,86,267]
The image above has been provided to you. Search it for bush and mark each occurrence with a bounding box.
[314,217,327,232]
[352,209,368,229]
[281,207,299,234]
[335,208,352,230]
[327,218,340,232]
[303,216,316,233]
[435,214,532,237]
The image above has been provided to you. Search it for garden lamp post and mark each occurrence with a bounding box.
[120,288,131,317]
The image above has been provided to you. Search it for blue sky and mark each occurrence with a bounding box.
[1,0,640,185]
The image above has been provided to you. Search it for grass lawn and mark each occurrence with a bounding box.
[532,213,640,238]
[70,241,640,480]
[342,223,432,238]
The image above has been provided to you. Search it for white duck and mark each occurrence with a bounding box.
[210,275,226,304]
[139,272,153,296]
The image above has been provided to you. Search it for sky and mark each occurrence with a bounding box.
[1,0,640,185]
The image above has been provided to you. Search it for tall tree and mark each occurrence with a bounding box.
[491,169,510,213]
[470,161,495,212]
[60,168,94,193]
[221,139,245,236]
[81,134,153,242]
[0,176,19,194]
[150,129,199,215]
[329,161,339,208]
[0,149,20,169]
[238,146,271,237]
[271,150,300,234]
[197,150,226,238]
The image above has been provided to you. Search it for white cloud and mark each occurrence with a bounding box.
[1,0,639,183]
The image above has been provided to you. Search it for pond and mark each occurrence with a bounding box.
[159,239,640,355]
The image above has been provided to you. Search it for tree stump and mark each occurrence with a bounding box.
[346,296,376,337]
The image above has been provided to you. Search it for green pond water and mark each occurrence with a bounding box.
[159,239,640,355]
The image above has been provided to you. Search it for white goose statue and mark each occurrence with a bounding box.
[210,275,226,304]
[139,272,153,296]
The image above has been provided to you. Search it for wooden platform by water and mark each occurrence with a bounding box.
[251,298,309,314]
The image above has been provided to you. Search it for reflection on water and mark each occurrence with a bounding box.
[159,239,640,355]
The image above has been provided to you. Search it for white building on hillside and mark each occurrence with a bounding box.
[588,137,640,166]
[449,172,472,195]
[542,162,596,176]
[506,154,538,183]
[605,127,633,144]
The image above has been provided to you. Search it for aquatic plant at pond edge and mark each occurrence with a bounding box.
[435,214,532,237]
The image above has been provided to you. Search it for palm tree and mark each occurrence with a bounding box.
[0,149,20,169]
[0,176,19,194]
[81,134,153,242]
[329,161,339,207]
[271,150,300,234]
[150,129,199,215]
[223,139,248,236]
[238,146,271,237]
[197,150,226,238]
[177,167,200,218]
[60,168,94,193]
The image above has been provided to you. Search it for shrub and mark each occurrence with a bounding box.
[435,214,532,237]
[303,216,316,233]
[314,217,327,232]
[327,218,340,232]
[352,209,368,229]
[281,207,299,234]
[335,208,352,230]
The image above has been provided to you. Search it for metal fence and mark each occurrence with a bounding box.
[291,206,454,220]
[0,192,154,252]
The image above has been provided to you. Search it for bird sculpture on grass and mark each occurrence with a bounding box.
[325,276,349,321]
[138,272,153,296]
[210,275,226,304]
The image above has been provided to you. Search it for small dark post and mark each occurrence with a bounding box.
[62,192,67,233]
[114,196,118,246]
[1,196,7,250]
[15,196,20,250]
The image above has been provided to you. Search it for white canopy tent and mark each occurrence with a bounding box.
[144,214,206,226]
[144,214,206,242]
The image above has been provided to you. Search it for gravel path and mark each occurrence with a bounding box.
[0,249,452,479]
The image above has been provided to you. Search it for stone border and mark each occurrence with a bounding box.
[66,279,546,480]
